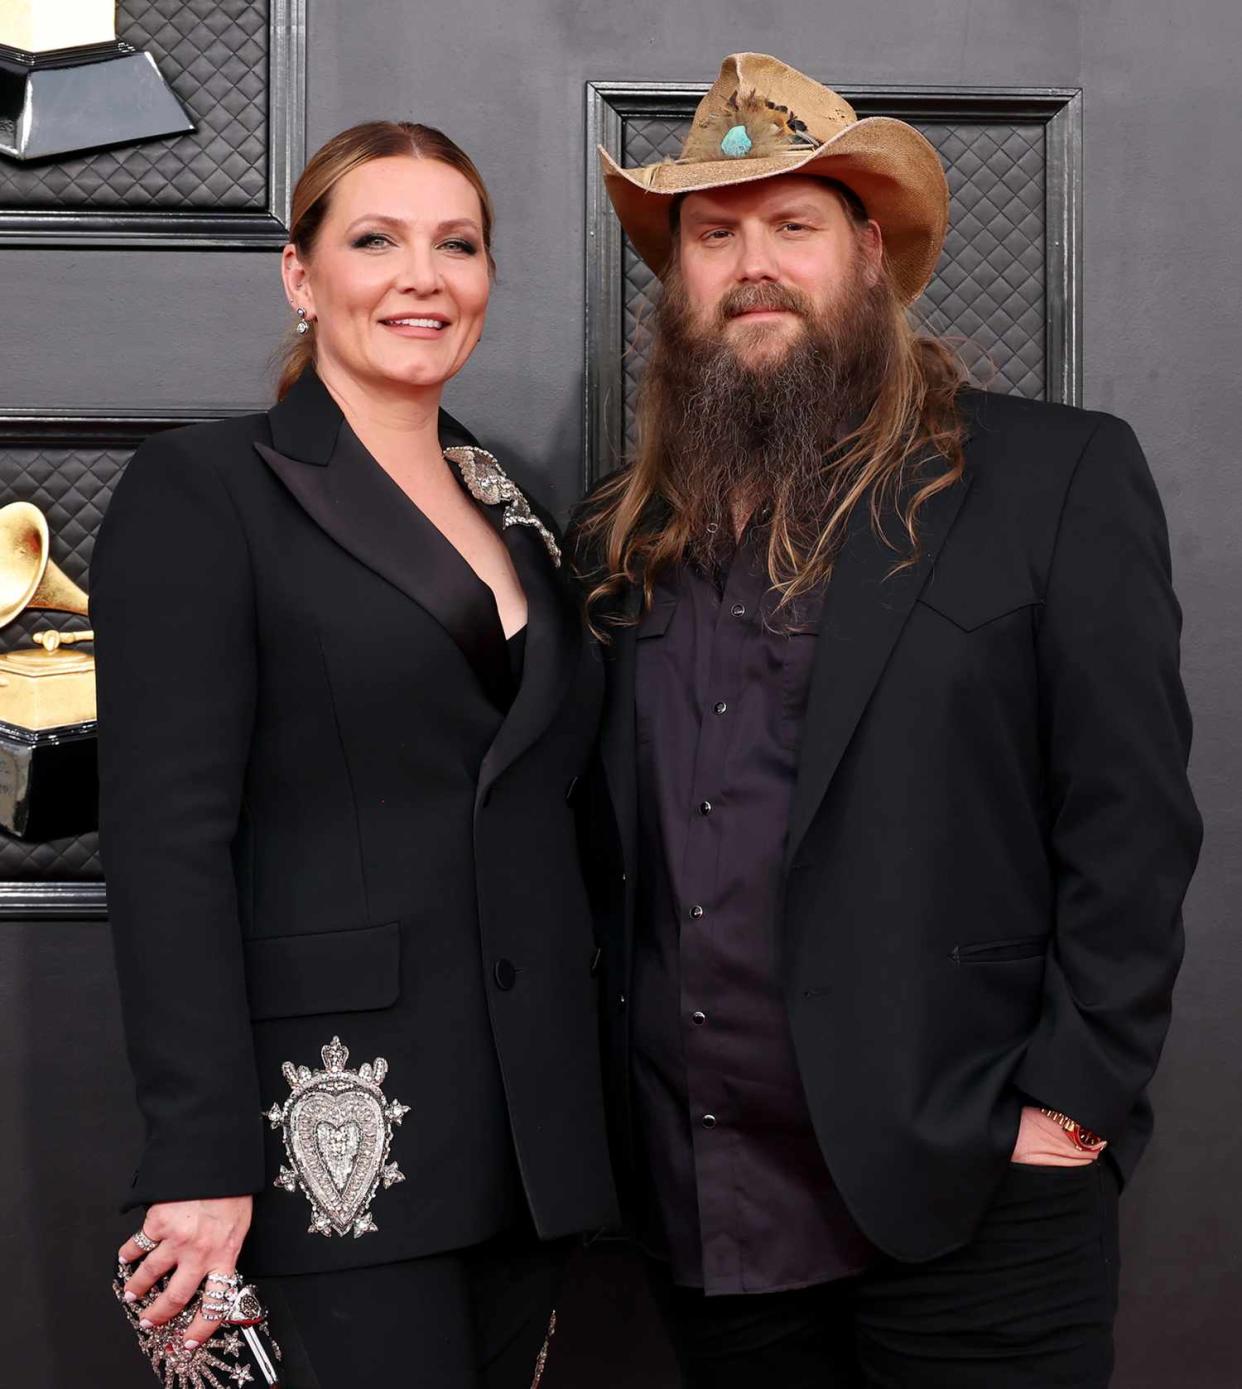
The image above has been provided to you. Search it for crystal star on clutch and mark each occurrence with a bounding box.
[445,445,563,568]
[264,1037,407,1239]
[113,1264,283,1388]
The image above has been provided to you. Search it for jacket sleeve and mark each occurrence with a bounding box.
[91,432,264,1209]
[1014,415,1202,1138]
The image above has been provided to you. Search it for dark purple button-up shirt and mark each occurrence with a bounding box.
[631,533,875,1294]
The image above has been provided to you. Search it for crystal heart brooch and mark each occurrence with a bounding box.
[265,1036,408,1238]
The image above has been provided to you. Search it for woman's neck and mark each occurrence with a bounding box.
[316,362,445,478]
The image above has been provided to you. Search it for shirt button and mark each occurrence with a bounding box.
[688,905,704,919]
[713,701,727,715]
[698,801,712,816]
[730,603,746,618]
[691,1010,706,1025]
[701,1113,717,1129]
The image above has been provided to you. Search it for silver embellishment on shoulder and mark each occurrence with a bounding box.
[445,445,563,568]
[264,1036,407,1239]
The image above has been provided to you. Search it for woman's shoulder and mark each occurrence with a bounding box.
[129,410,271,473]
[103,411,276,546]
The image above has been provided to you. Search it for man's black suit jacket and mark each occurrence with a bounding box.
[92,370,618,1276]
[580,389,1201,1263]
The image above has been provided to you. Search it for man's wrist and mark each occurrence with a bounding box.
[1038,1107,1108,1152]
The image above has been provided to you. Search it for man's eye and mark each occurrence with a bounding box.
[703,229,732,242]
[351,232,392,249]
[781,222,809,233]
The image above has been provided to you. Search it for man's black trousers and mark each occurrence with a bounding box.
[649,1161,1121,1388]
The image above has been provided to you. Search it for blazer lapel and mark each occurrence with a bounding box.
[478,522,581,794]
[783,465,974,871]
[255,372,511,705]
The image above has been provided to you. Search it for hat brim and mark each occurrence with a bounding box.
[600,116,949,305]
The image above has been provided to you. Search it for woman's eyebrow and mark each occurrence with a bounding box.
[343,213,482,235]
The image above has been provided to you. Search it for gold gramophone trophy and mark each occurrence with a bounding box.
[0,501,98,839]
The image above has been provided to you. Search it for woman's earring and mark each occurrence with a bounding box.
[295,306,311,336]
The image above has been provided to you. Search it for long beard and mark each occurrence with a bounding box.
[644,261,896,572]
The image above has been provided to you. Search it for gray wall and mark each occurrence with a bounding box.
[3,2,1239,1384]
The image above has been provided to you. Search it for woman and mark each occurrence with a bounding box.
[94,121,617,1387]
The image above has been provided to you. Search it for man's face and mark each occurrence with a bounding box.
[676,175,883,369]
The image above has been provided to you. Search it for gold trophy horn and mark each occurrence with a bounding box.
[0,501,91,623]
[0,501,96,729]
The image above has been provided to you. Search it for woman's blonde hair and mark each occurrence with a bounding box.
[275,121,495,400]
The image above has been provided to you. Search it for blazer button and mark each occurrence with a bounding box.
[493,959,517,991]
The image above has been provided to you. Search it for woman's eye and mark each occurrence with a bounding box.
[351,232,392,249]
[440,238,478,255]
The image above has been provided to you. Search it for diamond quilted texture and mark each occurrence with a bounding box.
[618,115,1047,448]
[0,0,268,210]
[0,442,136,879]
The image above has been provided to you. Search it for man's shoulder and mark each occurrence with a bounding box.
[958,388,1140,498]
[962,387,1115,447]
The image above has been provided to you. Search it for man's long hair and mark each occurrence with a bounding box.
[576,217,969,627]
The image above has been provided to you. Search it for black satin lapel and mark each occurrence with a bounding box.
[254,434,511,706]
[599,586,641,880]
[478,525,580,791]
[783,472,974,871]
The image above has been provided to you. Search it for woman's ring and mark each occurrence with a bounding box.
[201,1271,241,1323]
[132,1229,158,1254]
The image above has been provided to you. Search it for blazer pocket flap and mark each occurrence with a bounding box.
[918,581,1041,634]
[244,921,400,1020]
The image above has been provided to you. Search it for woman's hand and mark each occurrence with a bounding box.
[118,1195,254,1350]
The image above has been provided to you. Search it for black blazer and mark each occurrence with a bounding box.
[93,369,617,1276]
[580,390,1201,1263]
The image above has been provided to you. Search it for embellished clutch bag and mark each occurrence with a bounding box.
[113,1259,284,1387]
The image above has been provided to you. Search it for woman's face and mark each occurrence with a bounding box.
[283,155,490,397]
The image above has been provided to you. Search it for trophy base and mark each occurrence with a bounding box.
[0,718,97,840]
[0,44,195,161]
[0,647,95,728]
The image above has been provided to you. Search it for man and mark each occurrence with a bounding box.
[573,52,1201,1388]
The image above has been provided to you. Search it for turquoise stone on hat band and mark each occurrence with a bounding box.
[720,125,753,158]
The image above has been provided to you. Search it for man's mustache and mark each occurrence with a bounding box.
[716,282,814,324]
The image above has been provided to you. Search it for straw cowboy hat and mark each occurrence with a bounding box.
[599,52,950,304]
